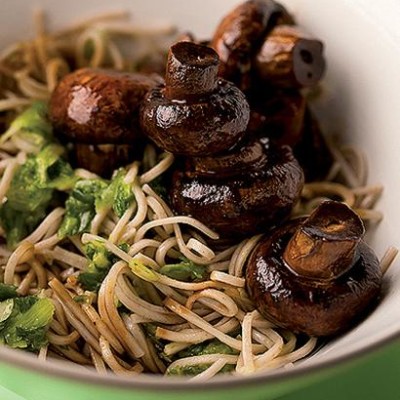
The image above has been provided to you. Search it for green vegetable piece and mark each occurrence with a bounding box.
[143,324,172,364]
[0,144,76,247]
[73,295,91,304]
[6,144,75,213]
[0,284,18,301]
[167,363,236,376]
[77,270,107,293]
[0,101,53,150]
[0,299,14,325]
[0,297,54,351]
[78,241,129,292]
[159,257,207,282]
[177,339,238,358]
[148,175,167,199]
[59,170,134,239]
[167,339,237,376]
[8,159,51,214]
[0,201,47,249]
[82,29,107,62]
[95,169,135,218]
[13,296,39,313]
[58,179,108,238]
[129,260,159,283]
[46,159,77,191]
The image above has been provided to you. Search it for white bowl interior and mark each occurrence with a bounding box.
[1,0,400,374]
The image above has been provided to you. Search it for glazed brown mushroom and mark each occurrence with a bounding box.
[255,25,325,88]
[49,68,161,175]
[50,68,161,143]
[246,201,382,337]
[210,0,293,90]
[247,88,306,146]
[170,137,304,239]
[140,41,250,156]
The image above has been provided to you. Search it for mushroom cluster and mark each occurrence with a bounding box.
[140,41,304,240]
[47,0,383,339]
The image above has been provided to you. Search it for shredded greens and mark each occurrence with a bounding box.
[0,144,76,248]
[159,257,208,282]
[78,241,129,292]
[143,323,173,364]
[144,324,238,376]
[95,169,135,218]
[59,170,135,238]
[0,101,53,151]
[167,340,238,376]
[0,284,18,301]
[0,285,54,351]
[58,179,108,238]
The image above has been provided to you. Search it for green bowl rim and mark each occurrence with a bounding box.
[0,327,398,392]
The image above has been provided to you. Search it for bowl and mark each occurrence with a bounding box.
[0,1,400,399]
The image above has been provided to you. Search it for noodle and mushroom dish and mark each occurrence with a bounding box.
[0,0,396,380]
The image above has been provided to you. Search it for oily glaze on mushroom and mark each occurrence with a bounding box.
[254,25,325,88]
[50,68,161,143]
[170,137,304,239]
[246,201,382,337]
[210,0,293,91]
[140,41,250,156]
[49,68,161,175]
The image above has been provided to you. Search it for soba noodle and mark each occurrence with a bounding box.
[0,10,393,380]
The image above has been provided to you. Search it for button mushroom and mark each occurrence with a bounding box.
[140,41,250,156]
[246,201,382,337]
[170,137,304,239]
[49,68,161,175]
[210,0,293,91]
[254,24,325,88]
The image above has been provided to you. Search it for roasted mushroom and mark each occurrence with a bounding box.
[247,88,306,146]
[246,201,382,337]
[140,41,250,156]
[210,0,293,90]
[49,68,161,175]
[170,137,304,238]
[50,68,161,143]
[254,25,325,88]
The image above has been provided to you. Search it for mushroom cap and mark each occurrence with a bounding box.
[170,138,304,238]
[246,218,382,336]
[140,79,250,156]
[49,68,162,144]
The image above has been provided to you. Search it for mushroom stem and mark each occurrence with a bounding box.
[165,42,219,100]
[255,25,325,88]
[283,201,365,280]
